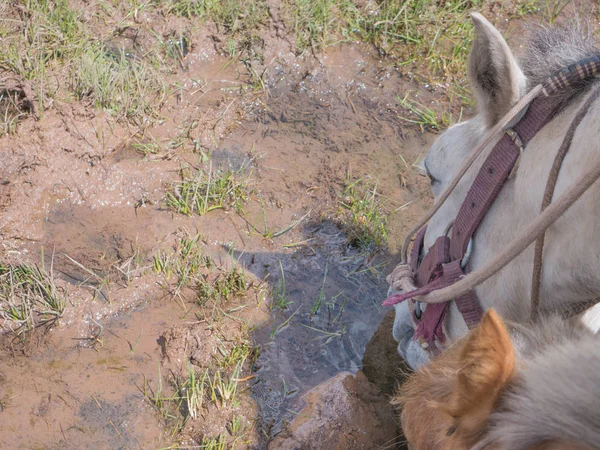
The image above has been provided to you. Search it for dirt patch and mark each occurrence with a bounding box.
[0,1,447,448]
[0,300,180,449]
[362,309,410,396]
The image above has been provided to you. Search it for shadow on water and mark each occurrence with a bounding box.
[231,220,394,437]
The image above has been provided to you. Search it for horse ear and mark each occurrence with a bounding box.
[468,13,526,128]
[436,309,515,427]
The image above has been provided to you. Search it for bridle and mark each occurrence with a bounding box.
[384,56,600,353]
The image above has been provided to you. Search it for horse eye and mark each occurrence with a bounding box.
[424,160,438,185]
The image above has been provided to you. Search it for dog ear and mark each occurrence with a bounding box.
[469,13,526,128]
[436,309,515,435]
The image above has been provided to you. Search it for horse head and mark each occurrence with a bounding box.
[392,13,600,369]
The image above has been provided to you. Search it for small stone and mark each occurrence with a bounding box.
[269,371,399,450]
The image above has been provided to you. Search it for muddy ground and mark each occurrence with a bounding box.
[0,1,591,449]
[0,13,432,449]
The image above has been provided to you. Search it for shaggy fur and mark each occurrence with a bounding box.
[397,313,598,450]
[522,22,600,104]
[485,333,600,449]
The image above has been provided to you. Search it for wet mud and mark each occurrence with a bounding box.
[0,11,435,448]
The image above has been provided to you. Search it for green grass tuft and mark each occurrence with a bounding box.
[154,233,211,294]
[285,0,349,52]
[0,0,168,123]
[337,177,388,251]
[397,92,452,132]
[166,0,268,33]
[197,265,248,305]
[165,165,250,216]
[0,262,65,334]
[0,0,86,81]
[270,261,292,310]
[72,43,167,121]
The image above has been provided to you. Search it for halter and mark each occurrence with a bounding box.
[384,56,600,352]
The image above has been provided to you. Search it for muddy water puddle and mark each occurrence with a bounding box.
[0,40,434,448]
[0,299,183,449]
[245,221,389,436]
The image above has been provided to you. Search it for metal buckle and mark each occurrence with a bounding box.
[505,128,525,179]
[505,127,525,154]
[461,237,473,269]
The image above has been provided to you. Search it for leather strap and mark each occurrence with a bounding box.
[450,94,564,260]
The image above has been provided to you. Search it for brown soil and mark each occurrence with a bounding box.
[268,371,399,450]
[362,309,410,396]
[0,2,440,449]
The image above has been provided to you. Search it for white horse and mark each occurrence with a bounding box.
[392,14,600,369]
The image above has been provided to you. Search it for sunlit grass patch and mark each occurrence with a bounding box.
[397,92,453,132]
[0,262,65,335]
[165,165,250,216]
[0,1,168,123]
[72,43,167,121]
[165,0,268,33]
[336,178,388,251]
[278,0,477,78]
[0,0,86,83]
[284,0,354,52]
[197,265,249,305]
[353,0,477,77]
[343,0,480,81]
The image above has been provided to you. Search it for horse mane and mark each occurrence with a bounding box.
[520,22,600,107]
[484,319,600,450]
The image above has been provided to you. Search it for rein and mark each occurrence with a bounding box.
[530,86,600,321]
[385,56,600,351]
